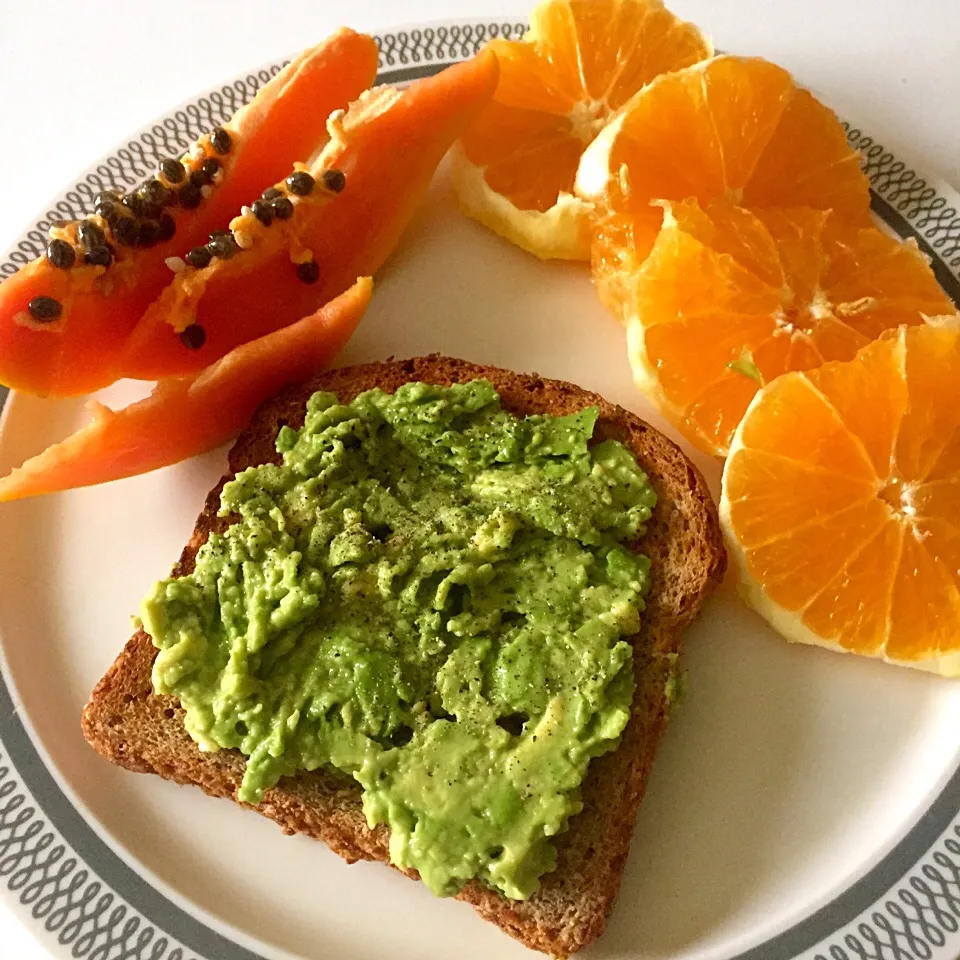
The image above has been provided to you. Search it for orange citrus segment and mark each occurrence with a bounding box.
[735,499,890,610]
[895,315,960,480]
[452,0,711,260]
[798,333,909,477]
[577,55,872,311]
[459,102,586,212]
[624,198,958,456]
[740,89,869,221]
[801,519,902,656]
[720,322,960,675]
[887,528,960,662]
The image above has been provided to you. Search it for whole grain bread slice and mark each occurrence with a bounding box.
[81,355,725,958]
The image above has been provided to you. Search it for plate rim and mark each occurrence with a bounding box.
[1,17,959,960]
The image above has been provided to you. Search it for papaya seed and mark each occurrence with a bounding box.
[185,246,213,269]
[251,200,274,226]
[46,239,76,269]
[77,221,106,250]
[159,158,186,185]
[210,127,232,155]
[271,196,294,220]
[84,245,114,267]
[179,323,207,350]
[296,260,320,284]
[157,212,176,243]
[27,296,62,322]
[179,183,202,209]
[286,171,315,196]
[321,169,346,193]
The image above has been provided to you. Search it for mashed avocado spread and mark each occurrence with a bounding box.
[142,380,656,899]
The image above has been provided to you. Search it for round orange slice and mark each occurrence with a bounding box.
[452,0,711,260]
[721,320,960,674]
[624,198,957,457]
[575,55,872,314]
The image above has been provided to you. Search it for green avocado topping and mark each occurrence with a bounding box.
[142,380,656,899]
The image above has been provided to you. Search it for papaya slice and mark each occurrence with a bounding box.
[120,50,500,380]
[0,278,372,502]
[0,29,378,398]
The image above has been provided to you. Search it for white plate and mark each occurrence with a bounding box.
[1,20,960,960]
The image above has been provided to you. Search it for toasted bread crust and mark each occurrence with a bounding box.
[82,356,725,957]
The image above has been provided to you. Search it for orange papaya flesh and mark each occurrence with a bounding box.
[0,29,378,398]
[120,50,500,381]
[0,277,372,502]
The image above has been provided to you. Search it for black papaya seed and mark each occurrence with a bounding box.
[321,169,346,193]
[179,183,202,209]
[286,171,315,196]
[84,244,113,267]
[156,212,176,243]
[179,323,206,349]
[206,233,238,259]
[46,238,76,269]
[27,296,62,321]
[137,219,161,247]
[251,200,274,226]
[210,127,232,155]
[121,194,144,217]
[140,179,172,208]
[296,260,320,284]
[271,196,294,220]
[159,157,186,184]
[77,220,106,250]
[185,246,212,268]
[112,216,139,246]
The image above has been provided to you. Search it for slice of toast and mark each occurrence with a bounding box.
[82,355,725,958]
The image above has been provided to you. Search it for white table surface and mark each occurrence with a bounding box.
[0,1,958,957]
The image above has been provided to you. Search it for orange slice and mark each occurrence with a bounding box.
[720,320,960,675]
[452,0,711,259]
[624,198,957,457]
[575,56,872,314]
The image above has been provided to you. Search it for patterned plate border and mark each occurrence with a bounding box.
[1,20,959,960]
